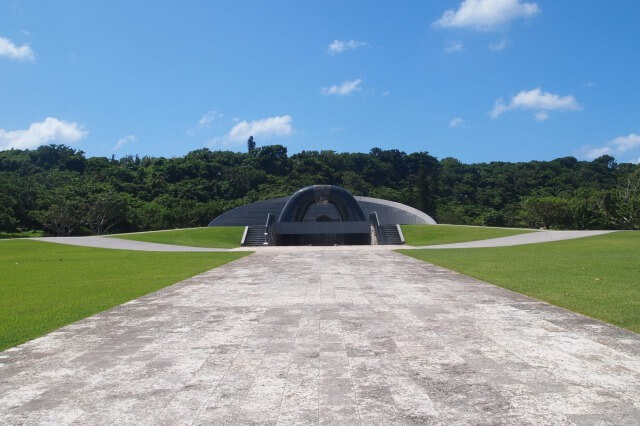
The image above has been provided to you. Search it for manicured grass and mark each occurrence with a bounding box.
[401,224,535,246]
[110,226,244,248]
[0,230,45,239]
[0,240,250,351]
[399,231,640,333]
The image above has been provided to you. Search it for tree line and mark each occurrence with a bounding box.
[1,143,638,236]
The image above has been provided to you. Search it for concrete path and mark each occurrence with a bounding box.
[31,236,233,252]
[1,249,639,424]
[30,229,614,252]
[411,230,615,249]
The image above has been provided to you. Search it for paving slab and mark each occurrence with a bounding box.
[1,249,639,424]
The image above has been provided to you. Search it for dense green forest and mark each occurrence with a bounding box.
[1,143,639,236]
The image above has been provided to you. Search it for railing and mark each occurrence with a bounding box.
[395,224,405,244]
[240,226,249,246]
[369,211,380,245]
[265,213,276,245]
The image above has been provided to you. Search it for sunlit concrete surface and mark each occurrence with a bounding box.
[28,229,615,252]
[410,229,615,249]
[1,249,638,424]
[30,236,232,252]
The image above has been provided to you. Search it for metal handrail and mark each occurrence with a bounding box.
[265,213,276,245]
[369,211,381,245]
[395,224,405,244]
[240,226,249,246]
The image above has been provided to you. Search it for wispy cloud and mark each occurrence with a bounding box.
[0,117,87,150]
[329,127,345,134]
[444,41,464,53]
[491,88,580,120]
[489,39,509,51]
[198,110,222,127]
[534,111,549,121]
[187,110,222,135]
[580,133,640,161]
[213,115,293,146]
[321,79,363,96]
[582,146,613,160]
[433,0,540,31]
[328,39,368,54]
[0,36,34,61]
[113,134,136,151]
[449,117,464,128]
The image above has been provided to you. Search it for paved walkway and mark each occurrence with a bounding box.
[411,230,615,249]
[31,236,231,252]
[30,229,614,252]
[1,249,639,424]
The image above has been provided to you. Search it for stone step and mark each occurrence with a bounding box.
[242,225,268,246]
[378,224,403,245]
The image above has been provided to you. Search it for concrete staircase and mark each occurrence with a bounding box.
[242,225,268,246]
[378,224,404,245]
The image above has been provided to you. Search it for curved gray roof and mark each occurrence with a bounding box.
[209,195,436,226]
[355,196,437,225]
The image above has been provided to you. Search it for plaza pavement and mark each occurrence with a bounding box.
[1,247,639,424]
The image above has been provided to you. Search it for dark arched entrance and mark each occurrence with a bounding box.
[273,185,371,245]
[278,185,366,223]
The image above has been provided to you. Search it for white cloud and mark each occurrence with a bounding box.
[198,110,221,127]
[580,133,640,161]
[534,111,549,121]
[113,134,136,151]
[444,41,464,53]
[609,133,640,152]
[329,127,345,134]
[0,117,87,150]
[433,0,540,31]
[582,146,612,160]
[215,115,293,146]
[449,117,464,127]
[187,110,222,135]
[321,79,363,96]
[491,88,580,119]
[328,40,368,54]
[0,36,34,61]
[489,39,509,50]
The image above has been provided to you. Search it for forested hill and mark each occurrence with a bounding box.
[1,144,639,236]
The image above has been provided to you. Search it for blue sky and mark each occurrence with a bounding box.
[1,0,639,163]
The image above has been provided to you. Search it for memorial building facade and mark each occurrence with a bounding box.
[209,185,436,246]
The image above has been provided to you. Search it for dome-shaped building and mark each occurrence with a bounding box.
[209,185,436,246]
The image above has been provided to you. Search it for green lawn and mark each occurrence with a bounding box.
[110,226,244,248]
[399,231,640,333]
[401,224,535,246]
[0,239,250,351]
